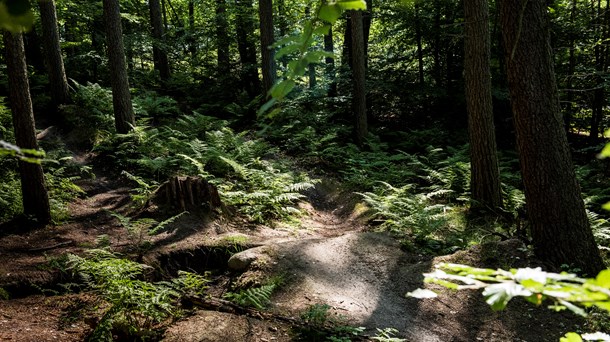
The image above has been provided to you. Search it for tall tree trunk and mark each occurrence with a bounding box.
[564,0,577,133]
[188,0,196,56]
[276,0,288,67]
[3,31,51,225]
[363,0,372,69]
[216,0,230,75]
[342,15,352,69]
[38,0,70,117]
[464,0,502,211]
[498,0,605,276]
[149,0,171,80]
[350,10,367,146]
[235,0,261,98]
[103,0,136,134]
[415,3,425,86]
[324,27,337,96]
[433,0,442,86]
[258,0,276,96]
[23,28,45,73]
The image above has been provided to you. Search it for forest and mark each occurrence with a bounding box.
[1,0,610,340]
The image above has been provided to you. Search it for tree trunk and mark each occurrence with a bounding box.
[38,0,70,117]
[464,0,502,211]
[235,0,261,98]
[498,0,605,276]
[258,0,276,97]
[350,10,367,146]
[3,31,51,225]
[216,0,230,75]
[188,0,196,56]
[415,3,425,86]
[564,0,577,133]
[433,0,442,86]
[276,0,288,68]
[23,28,45,73]
[103,0,136,134]
[324,27,337,96]
[149,0,170,80]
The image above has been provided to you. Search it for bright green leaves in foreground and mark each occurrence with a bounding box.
[407,263,610,341]
[260,0,367,116]
[319,0,367,24]
[0,0,33,31]
[0,140,45,163]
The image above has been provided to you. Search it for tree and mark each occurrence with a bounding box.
[38,0,70,117]
[235,0,261,98]
[3,30,51,224]
[215,0,230,75]
[103,0,135,134]
[149,0,170,80]
[259,0,276,97]
[351,9,367,146]
[324,26,337,96]
[463,0,502,211]
[498,0,605,275]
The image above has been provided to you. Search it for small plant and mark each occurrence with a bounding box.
[66,249,209,340]
[121,170,158,208]
[110,211,187,251]
[296,303,365,341]
[371,328,406,342]
[223,283,276,310]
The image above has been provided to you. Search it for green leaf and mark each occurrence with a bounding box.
[406,288,438,299]
[560,332,583,342]
[482,283,532,311]
[270,80,296,100]
[318,4,342,24]
[0,2,33,31]
[337,0,367,11]
[313,24,331,36]
[598,143,610,159]
[602,201,610,211]
[594,269,610,288]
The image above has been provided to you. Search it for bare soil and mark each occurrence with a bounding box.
[0,162,584,341]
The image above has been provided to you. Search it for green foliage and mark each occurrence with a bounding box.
[95,113,316,224]
[0,287,9,300]
[44,156,88,224]
[371,328,406,342]
[0,170,22,222]
[0,0,34,31]
[296,303,365,341]
[110,211,187,250]
[121,171,158,208]
[408,263,610,341]
[133,91,182,123]
[67,249,208,340]
[223,283,276,310]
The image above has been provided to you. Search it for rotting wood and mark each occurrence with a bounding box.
[153,176,222,212]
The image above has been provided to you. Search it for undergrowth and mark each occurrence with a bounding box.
[93,112,317,224]
[66,249,208,341]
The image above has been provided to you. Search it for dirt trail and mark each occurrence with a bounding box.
[0,175,582,341]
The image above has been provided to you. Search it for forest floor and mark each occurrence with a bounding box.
[0,154,584,341]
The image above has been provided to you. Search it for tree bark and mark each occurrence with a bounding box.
[464,0,502,211]
[415,3,425,86]
[103,0,136,134]
[350,10,367,146]
[188,0,196,56]
[258,0,276,97]
[149,0,171,80]
[216,0,230,75]
[235,0,261,98]
[324,27,337,96]
[3,31,51,225]
[498,0,605,275]
[38,0,70,117]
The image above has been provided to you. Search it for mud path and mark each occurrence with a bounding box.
[0,175,581,341]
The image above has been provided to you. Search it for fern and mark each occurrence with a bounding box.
[224,283,276,310]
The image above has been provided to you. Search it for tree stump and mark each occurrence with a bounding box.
[153,176,222,212]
